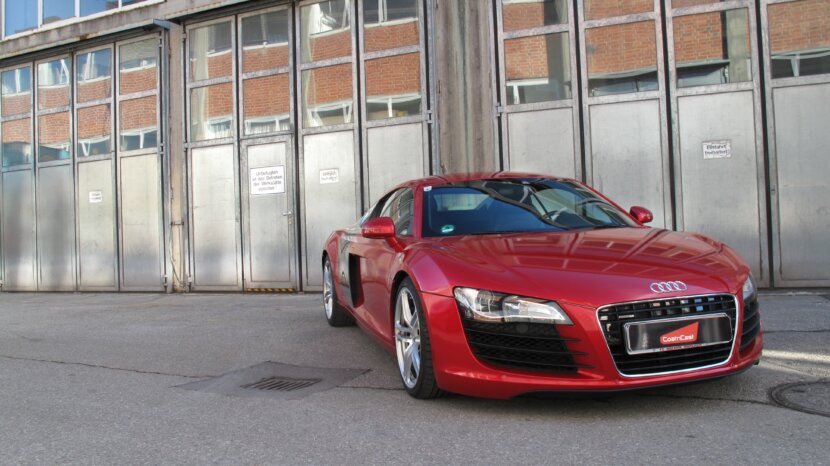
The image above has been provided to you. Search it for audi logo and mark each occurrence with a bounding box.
[649,281,688,293]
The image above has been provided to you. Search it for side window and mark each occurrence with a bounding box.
[361,189,402,226]
[377,188,413,236]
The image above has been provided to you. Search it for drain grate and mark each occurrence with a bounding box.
[177,361,368,400]
[241,376,321,392]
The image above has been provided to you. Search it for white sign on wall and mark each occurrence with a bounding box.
[250,165,285,195]
[88,191,103,203]
[319,168,340,184]
[703,140,732,159]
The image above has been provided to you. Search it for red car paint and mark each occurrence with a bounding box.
[323,173,763,399]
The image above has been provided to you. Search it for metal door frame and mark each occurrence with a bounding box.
[74,43,119,291]
[296,0,362,291]
[237,4,299,290]
[760,0,830,287]
[577,0,673,225]
[357,0,432,204]
[184,16,243,291]
[239,135,298,290]
[494,0,582,177]
[666,0,769,286]
[115,33,168,291]
[0,63,36,291]
[34,53,77,291]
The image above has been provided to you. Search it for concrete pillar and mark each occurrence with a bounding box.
[433,0,497,174]
[165,24,188,292]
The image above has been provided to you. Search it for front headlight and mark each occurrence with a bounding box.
[742,274,757,302]
[453,287,573,325]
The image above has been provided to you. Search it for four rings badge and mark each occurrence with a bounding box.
[649,281,688,293]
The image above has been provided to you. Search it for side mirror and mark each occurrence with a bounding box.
[362,217,396,239]
[629,206,653,225]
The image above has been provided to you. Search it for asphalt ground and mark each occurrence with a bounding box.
[0,291,827,465]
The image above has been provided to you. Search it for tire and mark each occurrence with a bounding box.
[323,256,355,327]
[394,278,443,399]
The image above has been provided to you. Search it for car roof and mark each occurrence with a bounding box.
[402,171,575,189]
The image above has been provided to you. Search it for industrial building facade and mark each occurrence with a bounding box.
[0,0,828,292]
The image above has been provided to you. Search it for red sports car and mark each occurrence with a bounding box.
[322,173,762,399]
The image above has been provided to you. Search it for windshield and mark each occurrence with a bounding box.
[422,178,637,237]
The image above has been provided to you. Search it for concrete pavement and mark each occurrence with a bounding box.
[0,291,827,465]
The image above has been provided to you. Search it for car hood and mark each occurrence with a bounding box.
[409,227,749,308]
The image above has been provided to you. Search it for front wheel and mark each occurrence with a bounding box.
[323,257,354,327]
[394,278,443,399]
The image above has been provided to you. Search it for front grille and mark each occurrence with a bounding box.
[740,297,761,352]
[460,319,589,373]
[598,294,737,376]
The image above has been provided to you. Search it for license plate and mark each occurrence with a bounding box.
[624,314,732,355]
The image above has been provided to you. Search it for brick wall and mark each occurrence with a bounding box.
[1,118,31,144]
[119,66,157,95]
[769,0,830,53]
[585,0,653,20]
[2,93,31,117]
[120,96,156,132]
[242,44,289,73]
[37,85,70,110]
[307,30,352,62]
[506,35,557,80]
[304,63,352,105]
[366,53,420,96]
[364,21,419,52]
[587,21,656,74]
[244,73,290,118]
[37,112,70,145]
[78,105,111,140]
[77,78,111,103]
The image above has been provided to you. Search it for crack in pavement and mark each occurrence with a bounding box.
[0,354,214,379]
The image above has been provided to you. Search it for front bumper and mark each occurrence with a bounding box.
[422,292,763,399]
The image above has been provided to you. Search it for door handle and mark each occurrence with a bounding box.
[282,211,293,217]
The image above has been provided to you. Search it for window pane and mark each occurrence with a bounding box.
[77,104,112,156]
[42,0,76,25]
[190,84,233,141]
[77,49,112,103]
[2,67,32,117]
[38,112,71,162]
[119,39,158,95]
[38,58,71,110]
[584,0,652,20]
[2,118,32,167]
[241,10,290,73]
[502,0,567,32]
[301,0,352,63]
[586,21,658,96]
[505,32,571,105]
[243,73,290,135]
[120,96,157,151]
[122,0,149,5]
[80,0,118,17]
[364,0,419,53]
[4,0,37,36]
[674,9,751,88]
[365,53,421,120]
[302,64,353,127]
[769,0,830,79]
[189,21,233,81]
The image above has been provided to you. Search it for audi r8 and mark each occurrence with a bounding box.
[322,173,762,399]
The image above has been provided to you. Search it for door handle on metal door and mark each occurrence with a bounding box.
[282,211,293,216]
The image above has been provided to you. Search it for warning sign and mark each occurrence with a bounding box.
[89,191,103,203]
[703,140,731,160]
[320,168,339,184]
[250,166,285,195]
